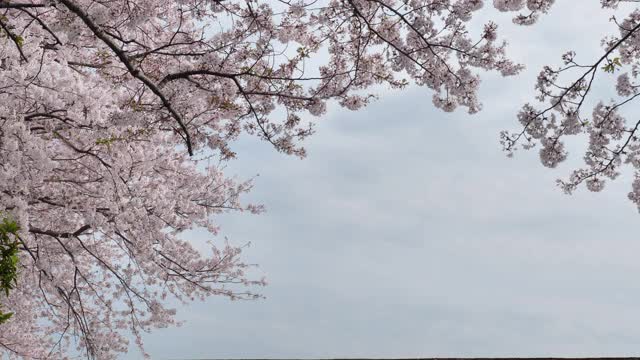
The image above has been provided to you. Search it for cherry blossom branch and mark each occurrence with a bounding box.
[0,2,49,9]
[57,0,195,156]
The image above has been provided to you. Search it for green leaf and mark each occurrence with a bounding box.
[0,310,13,324]
[296,47,309,58]
[602,63,614,73]
[0,215,20,322]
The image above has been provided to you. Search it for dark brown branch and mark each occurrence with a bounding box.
[57,0,195,156]
[29,224,91,238]
[0,15,28,62]
[0,2,49,9]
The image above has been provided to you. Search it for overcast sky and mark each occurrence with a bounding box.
[134,2,640,358]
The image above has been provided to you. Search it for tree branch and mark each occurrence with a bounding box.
[57,0,195,156]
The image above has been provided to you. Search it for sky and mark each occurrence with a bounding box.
[135,2,640,358]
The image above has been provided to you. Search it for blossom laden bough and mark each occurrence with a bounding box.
[501,0,640,212]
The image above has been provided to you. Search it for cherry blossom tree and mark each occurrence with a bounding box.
[2,0,640,358]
